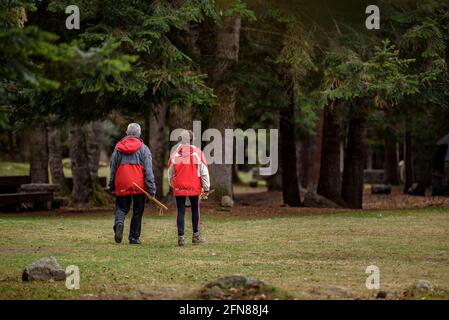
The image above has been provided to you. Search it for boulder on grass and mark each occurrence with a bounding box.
[371,184,391,195]
[198,275,288,300]
[221,196,234,208]
[303,192,340,208]
[22,256,66,281]
[416,280,433,291]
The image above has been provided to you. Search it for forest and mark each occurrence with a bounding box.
[1,0,449,301]
[2,0,449,209]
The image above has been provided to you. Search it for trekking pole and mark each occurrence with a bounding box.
[132,182,168,212]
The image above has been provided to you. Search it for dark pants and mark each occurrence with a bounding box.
[176,196,200,236]
[115,194,145,241]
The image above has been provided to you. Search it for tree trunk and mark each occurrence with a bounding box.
[297,138,310,188]
[318,103,344,204]
[143,109,150,148]
[29,124,49,183]
[208,94,236,197]
[306,111,324,192]
[47,124,67,191]
[366,147,373,170]
[279,69,301,207]
[7,132,14,154]
[207,14,242,198]
[341,100,369,209]
[149,103,168,199]
[384,117,400,185]
[170,104,192,131]
[403,111,413,193]
[267,170,283,191]
[232,164,242,185]
[69,123,92,205]
[86,121,103,180]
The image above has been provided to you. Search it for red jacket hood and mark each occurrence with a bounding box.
[116,137,143,154]
[176,144,196,156]
[169,144,208,167]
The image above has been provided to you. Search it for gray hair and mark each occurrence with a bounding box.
[126,123,141,138]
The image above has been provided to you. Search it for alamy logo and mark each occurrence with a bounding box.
[170,121,278,176]
[64,5,379,32]
[366,5,380,30]
[65,265,80,290]
[365,265,380,290]
[65,5,80,30]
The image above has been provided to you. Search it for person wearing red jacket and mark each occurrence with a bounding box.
[168,130,210,247]
[109,123,156,245]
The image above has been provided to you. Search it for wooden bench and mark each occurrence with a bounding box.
[0,176,107,193]
[0,175,107,211]
[0,176,31,194]
[0,192,53,211]
[0,176,56,211]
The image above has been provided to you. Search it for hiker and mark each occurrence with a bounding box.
[108,123,156,245]
[168,129,210,247]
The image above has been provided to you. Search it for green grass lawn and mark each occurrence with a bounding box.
[0,162,30,176]
[0,208,448,299]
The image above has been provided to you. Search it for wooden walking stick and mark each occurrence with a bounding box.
[200,189,215,200]
[132,182,168,213]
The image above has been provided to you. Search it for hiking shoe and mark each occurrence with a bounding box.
[192,232,205,244]
[114,223,124,244]
[129,238,141,245]
[178,235,185,247]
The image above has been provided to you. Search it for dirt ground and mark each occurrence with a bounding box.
[201,189,449,217]
[51,187,449,217]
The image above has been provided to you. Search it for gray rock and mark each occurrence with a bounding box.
[303,192,340,208]
[319,285,354,298]
[206,275,264,290]
[199,275,289,300]
[199,275,266,299]
[416,280,433,291]
[203,286,224,299]
[221,196,234,208]
[22,256,66,281]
